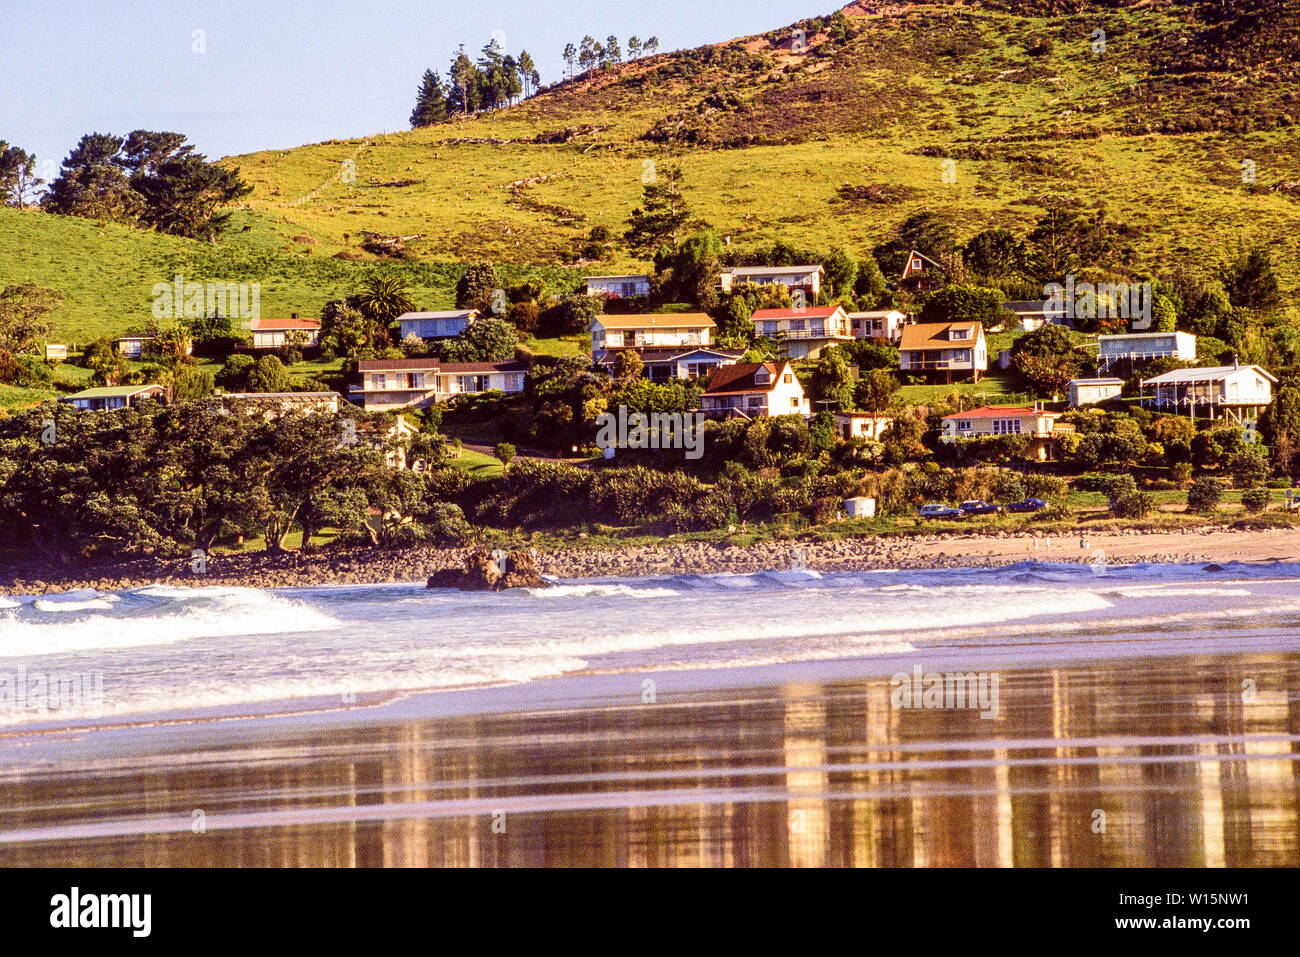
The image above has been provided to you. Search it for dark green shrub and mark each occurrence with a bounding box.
[1187,477,1223,515]
[1241,488,1270,513]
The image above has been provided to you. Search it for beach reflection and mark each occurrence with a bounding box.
[0,653,1297,867]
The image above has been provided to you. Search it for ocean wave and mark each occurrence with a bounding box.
[525,583,681,599]
[0,586,341,659]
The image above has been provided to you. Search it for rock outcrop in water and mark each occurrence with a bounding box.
[426,549,549,591]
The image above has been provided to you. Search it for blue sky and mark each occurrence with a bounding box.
[0,0,819,179]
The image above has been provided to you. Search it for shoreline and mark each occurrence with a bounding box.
[5,524,1300,595]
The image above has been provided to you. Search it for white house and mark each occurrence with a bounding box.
[585,274,651,298]
[701,361,810,418]
[1005,300,1068,332]
[59,384,167,411]
[899,321,988,382]
[720,265,823,299]
[940,405,1069,462]
[248,318,321,350]
[750,305,852,359]
[354,358,527,410]
[1139,363,1276,423]
[834,411,893,441]
[397,310,480,341]
[1097,331,1196,374]
[848,310,906,343]
[1068,377,1124,407]
[590,313,714,361]
[597,346,742,382]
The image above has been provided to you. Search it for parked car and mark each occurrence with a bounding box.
[960,500,1001,515]
[1005,498,1049,513]
[918,504,963,520]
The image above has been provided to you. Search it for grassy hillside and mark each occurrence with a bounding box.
[3,0,1299,343]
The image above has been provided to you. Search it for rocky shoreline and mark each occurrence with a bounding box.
[0,525,1281,596]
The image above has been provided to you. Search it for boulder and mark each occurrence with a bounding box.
[427,550,549,591]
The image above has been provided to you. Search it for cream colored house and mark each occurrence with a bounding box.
[848,310,906,343]
[940,405,1067,462]
[248,318,321,350]
[899,321,988,382]
[590,313,714,362]
[355,359,527,410]
[834,411,894,441]
[60,384,167,411]
[750,305,852,359]
[45,344,68,361]
[1068,377,1124,407]
[720,265,823,299]
[701,361,810,418]
[1139,364,1276,423]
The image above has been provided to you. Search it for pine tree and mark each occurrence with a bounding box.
[605,36,621,64]
[627,36,642,59]
[448,46,481,115]
[625,162,692,251]
[517,50,536,97]
[644,36,660,56]
[562,43,577,79]
[409,69,448,128]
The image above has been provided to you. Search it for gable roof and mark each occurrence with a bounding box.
[594,313,714,330]
[1098,331,1194,342]
[596,346,742,364]
[901,249,946,278]
[943,405,1053,421]
[63,384,165,400]
[899,321,982,351]
[1141,364,1277,386]
[751,306,844,321]
[703,362,793,395]
[585,274,650,282]
[249,318,321,331]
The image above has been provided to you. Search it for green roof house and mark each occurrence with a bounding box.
[59,384,167,411]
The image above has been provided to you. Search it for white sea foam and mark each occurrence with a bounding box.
[32,598,118,612]
[0,586,341,659]
[524,583,681,599]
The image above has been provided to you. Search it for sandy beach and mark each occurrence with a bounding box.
[4,524,1300,596]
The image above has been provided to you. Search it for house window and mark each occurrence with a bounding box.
[783,374,792,383]
[957,420,972,431]
[951,329,969,340]
[790,397,799,408]
[789,319,805,331]
[991,419,1022,435]
[457,375,490,392]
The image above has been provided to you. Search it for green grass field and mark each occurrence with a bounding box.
[2,3,1297,351]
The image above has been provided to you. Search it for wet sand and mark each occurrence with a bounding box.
[2,650,1297,867]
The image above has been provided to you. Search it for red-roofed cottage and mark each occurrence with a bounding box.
[940,405,1070,461]
[701,361,811,418]
[750,305,851,359]
[249,316,321,350]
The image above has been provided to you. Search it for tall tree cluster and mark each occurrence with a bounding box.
[410,40,540,126]
[0,141,44,208]
[42,130,250,241]
[563,35,658,78]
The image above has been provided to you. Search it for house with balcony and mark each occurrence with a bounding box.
[353,358,527,410]
[59,384,167,411]
[585,274,651,298]
[848,310,906,343]
[720,265,823,300]
[248,317,321,350]
[596,346,743,382]
[397,310,480,342]
[899,321,987,383]
[940,406,1069,462]
[701,361,810,419]
[1096,331,1196,375]
[590,313,714,363]
[750,305,852,360]
[1139,363,1276,423]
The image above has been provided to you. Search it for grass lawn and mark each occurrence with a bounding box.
[451,448,505,478]
[896,374,1035,406]
[522,333,589,357]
